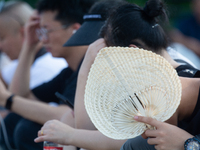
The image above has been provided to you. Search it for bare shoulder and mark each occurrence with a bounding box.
[178,77,200,121]
[180,77,200,91]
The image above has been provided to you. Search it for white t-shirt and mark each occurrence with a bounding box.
[1,52,68,89]
[0,52,11,70]
[167,46,198,68]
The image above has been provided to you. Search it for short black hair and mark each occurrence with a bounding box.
[89,0,127,17]
[36,0,96,25]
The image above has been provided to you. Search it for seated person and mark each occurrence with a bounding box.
[121,77,200,150]
[0,0,94,149]
[0,0,67,131]
[35,0,200,150]
[0,1,67,90]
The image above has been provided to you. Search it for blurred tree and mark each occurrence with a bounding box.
[127,0,191,26]
[3,0,37,7]
[2,0,191,28]
[23,0,37,7]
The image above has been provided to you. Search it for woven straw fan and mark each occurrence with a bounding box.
[84,47,182,140]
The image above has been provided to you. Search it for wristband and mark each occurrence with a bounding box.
[195,135,200,141]
[5,94,15,110]
[184,136,200,150]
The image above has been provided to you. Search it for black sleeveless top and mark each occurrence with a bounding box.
[175,64,200,78]
[175,64,200,135]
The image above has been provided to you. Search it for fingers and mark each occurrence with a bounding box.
[34,134,51,143]
[29,15,40,22]
[141,129,158,139]
[26,20,40,28]
[34,136,45,143]
[38,129,44,137]
[134,116,160,128]
[141,132,148,139]
[145,129,159,138]
[35,129,46,143]
[26,12,40,31]
[37,120,57,137]
[147,137,158,145]
[29,11,40,22]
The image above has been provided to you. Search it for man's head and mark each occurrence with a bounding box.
[0,1,33,60]
[36,0,95,58]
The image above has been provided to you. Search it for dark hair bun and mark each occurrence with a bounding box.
[143,0,164,18]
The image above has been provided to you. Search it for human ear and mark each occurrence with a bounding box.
[71,23,81,34]
[72,23,81,30]
[129,44,138,48]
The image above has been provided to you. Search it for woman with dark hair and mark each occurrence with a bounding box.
[101,0,168,51]
[75,0,200,149]
[100,0,199,77]
[98,1,200,149]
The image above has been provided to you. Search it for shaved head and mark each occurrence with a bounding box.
[0,1,33,26]
[0,1,34,59]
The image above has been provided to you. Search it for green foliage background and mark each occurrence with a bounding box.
[127,0,192,27]
[3,0,193,28]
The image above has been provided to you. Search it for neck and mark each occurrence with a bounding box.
[64,46,88,71]
[160,50,180,69]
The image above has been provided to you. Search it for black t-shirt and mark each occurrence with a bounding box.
[32,60,82,106]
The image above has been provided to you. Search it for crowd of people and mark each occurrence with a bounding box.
[0,0,199,150]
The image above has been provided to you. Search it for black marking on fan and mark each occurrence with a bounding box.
[129,95,138,111]
[134,93,144,109]
[145,124,148,128]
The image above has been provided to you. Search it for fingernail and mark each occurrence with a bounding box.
[134,116,138,120]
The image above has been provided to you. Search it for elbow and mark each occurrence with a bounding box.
[75,116,96,130]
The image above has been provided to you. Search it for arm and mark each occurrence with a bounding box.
[178,77,200,121]
[170,29,200,57]
[34,120,126,150]
[0,79,71,124]
[74,39,107,129]
[134,78,200,150]
[134,116,193,150]
[9,96,71,125]
[0,72,7,88]
[9,13,42,98]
